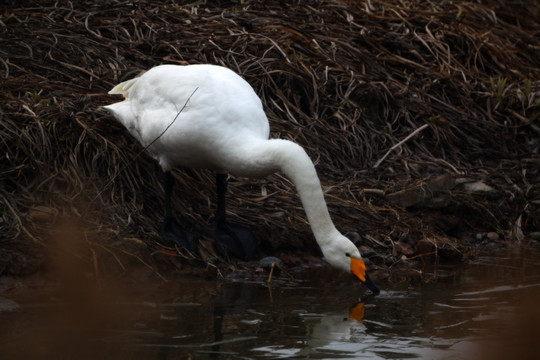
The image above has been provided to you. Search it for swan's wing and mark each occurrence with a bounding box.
[108,77,140,98]
[104,64,271,170]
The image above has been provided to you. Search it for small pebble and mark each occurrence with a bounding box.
[258,256,283,269]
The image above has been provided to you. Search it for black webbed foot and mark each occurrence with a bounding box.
[215,220,257,261]
[161,216,199,251]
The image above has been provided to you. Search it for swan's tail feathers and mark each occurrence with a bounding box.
[108,78,139,98]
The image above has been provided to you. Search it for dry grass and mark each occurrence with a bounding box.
[1,0,539,276]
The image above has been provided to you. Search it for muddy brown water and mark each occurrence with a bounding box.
[1,244,539,359]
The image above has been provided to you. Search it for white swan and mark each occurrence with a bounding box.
[104,64,379,292]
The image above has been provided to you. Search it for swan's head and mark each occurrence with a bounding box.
[321,234,380,294]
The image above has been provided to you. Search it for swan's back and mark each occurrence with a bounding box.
[105,64,270,171]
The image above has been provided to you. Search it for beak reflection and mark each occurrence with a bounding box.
[349,302,365,322]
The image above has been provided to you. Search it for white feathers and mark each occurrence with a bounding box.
[107,77,140,98]
[104,64,365,275]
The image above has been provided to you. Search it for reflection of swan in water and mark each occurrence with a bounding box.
[299,301,372,353]
[138,279,380,358]
[310,302,366,335]
[349,302,366,323]
[208,281,374,356]
[251,300,373,358]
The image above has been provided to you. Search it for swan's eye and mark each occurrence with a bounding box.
[345,252,351,257]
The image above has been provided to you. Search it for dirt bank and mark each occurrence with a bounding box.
[1,0,539,278]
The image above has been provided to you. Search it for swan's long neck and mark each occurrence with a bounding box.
[243,139,339,247]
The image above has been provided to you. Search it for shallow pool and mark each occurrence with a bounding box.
[1,243,539,359]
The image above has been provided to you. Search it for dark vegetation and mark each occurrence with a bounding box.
[1,0,539,278]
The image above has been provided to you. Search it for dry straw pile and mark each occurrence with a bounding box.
[1,0,539,275]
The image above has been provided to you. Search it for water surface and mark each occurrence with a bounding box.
[1,244,539,359]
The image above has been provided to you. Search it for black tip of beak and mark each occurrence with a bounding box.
[362,273,380,294]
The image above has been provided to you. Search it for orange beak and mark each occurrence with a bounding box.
[350,256,367,282]
[350,257,380,294]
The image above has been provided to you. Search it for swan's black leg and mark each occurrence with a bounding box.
[214,173,258,261]
[160,171,199,251]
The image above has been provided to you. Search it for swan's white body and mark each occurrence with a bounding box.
[104,64,373,283]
